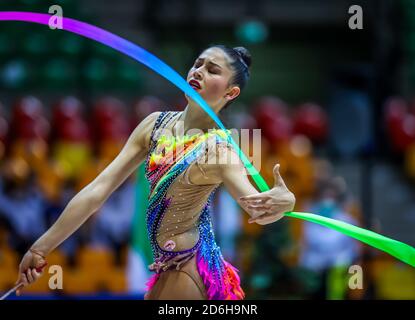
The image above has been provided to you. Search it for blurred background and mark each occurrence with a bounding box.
[0,0,415,300]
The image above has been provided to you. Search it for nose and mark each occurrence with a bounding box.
[193,68,203,80]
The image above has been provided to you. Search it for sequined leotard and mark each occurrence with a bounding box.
[144,111,244,300]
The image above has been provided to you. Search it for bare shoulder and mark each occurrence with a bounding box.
[131,111,162,151]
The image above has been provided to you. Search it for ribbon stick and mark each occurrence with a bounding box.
[0,11,414,267]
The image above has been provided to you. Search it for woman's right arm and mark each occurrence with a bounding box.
[15,111,161,292]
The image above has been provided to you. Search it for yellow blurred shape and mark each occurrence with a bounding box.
[372,259,415,299]
[404,143,415,179]
[53,142,92,180]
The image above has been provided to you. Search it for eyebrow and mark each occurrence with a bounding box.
[195,58,222,69]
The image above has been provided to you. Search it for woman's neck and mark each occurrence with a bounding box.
[179,103,220,133]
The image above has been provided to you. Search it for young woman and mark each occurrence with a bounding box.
[15,45,296,299]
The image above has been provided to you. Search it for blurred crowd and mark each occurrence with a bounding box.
[0,94,414,298]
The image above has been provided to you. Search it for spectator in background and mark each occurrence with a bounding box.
[0,158,47,257]
[212,186,242,261]
[89,177,136,265]
[299,175,360,299]
[44,177,80,266]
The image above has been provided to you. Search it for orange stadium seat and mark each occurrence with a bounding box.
[77,246,115,270]
[105,267,127,293]
[62,268,99,294]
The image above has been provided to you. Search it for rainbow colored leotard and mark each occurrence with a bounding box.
[144,111,244,300]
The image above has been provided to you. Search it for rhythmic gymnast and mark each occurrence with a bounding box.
[14,44,296,300]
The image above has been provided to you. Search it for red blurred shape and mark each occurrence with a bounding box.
[385,97,407,132]
[131,96,165,129]
[11,96,49,141]
[0,101,8,142]
[93,97,130,141]
[53,96,84,126]
[13,96,44,120]
[385,97,415,152]
[293,103,328,144]
[262,115,292,144]
[0,117,8,142]
[52,97,90,143]
[391,114,415,152]
[60,120,90,142]
[94,97,125,121]
[253,96,292,144]
[253,96,288,124]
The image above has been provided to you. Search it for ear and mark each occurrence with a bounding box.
[224,86,240,102]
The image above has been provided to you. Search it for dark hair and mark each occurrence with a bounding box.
[204,44,252,109]
[213,45,251,89]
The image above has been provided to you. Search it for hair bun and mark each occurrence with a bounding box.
[233,46,252,68]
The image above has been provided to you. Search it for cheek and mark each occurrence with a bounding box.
[205,79,227,97]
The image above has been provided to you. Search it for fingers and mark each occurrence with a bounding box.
[21,273,28,286]
[247,208,273,219]
[15,267,42,296]
[24,268,41,284]
[15,250,47,296]
[16,284,24,296]
[246,203,272,210]
[273,163,282,186]
[248,216,280,225]
[248,214,270,223]
[248,212,285,224]
[241,199,271,206]
[31,269,41,282]
[273,163,288,189]
[15,273,28,296]
[240,197,274,212]
[26,269,34,283]
[239,197,273,217]
[246,207,272,217]
[239,194,270,202]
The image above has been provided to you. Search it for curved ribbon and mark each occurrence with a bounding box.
[1,11,414,267]
[286,212,415,267]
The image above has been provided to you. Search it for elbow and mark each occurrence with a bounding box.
[79,182,106,214]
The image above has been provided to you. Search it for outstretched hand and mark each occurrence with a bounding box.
[239,164,296,225]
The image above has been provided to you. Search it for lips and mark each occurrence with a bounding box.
[189,79,201,90]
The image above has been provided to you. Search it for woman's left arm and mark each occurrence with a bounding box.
[218,148,296,225]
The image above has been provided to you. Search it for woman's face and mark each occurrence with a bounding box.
[186,47,240,109]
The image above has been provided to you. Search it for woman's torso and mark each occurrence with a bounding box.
[144,110,245,300]
[145,111,223,255]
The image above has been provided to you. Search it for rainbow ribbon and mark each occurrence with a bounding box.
[1,11,414,267]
